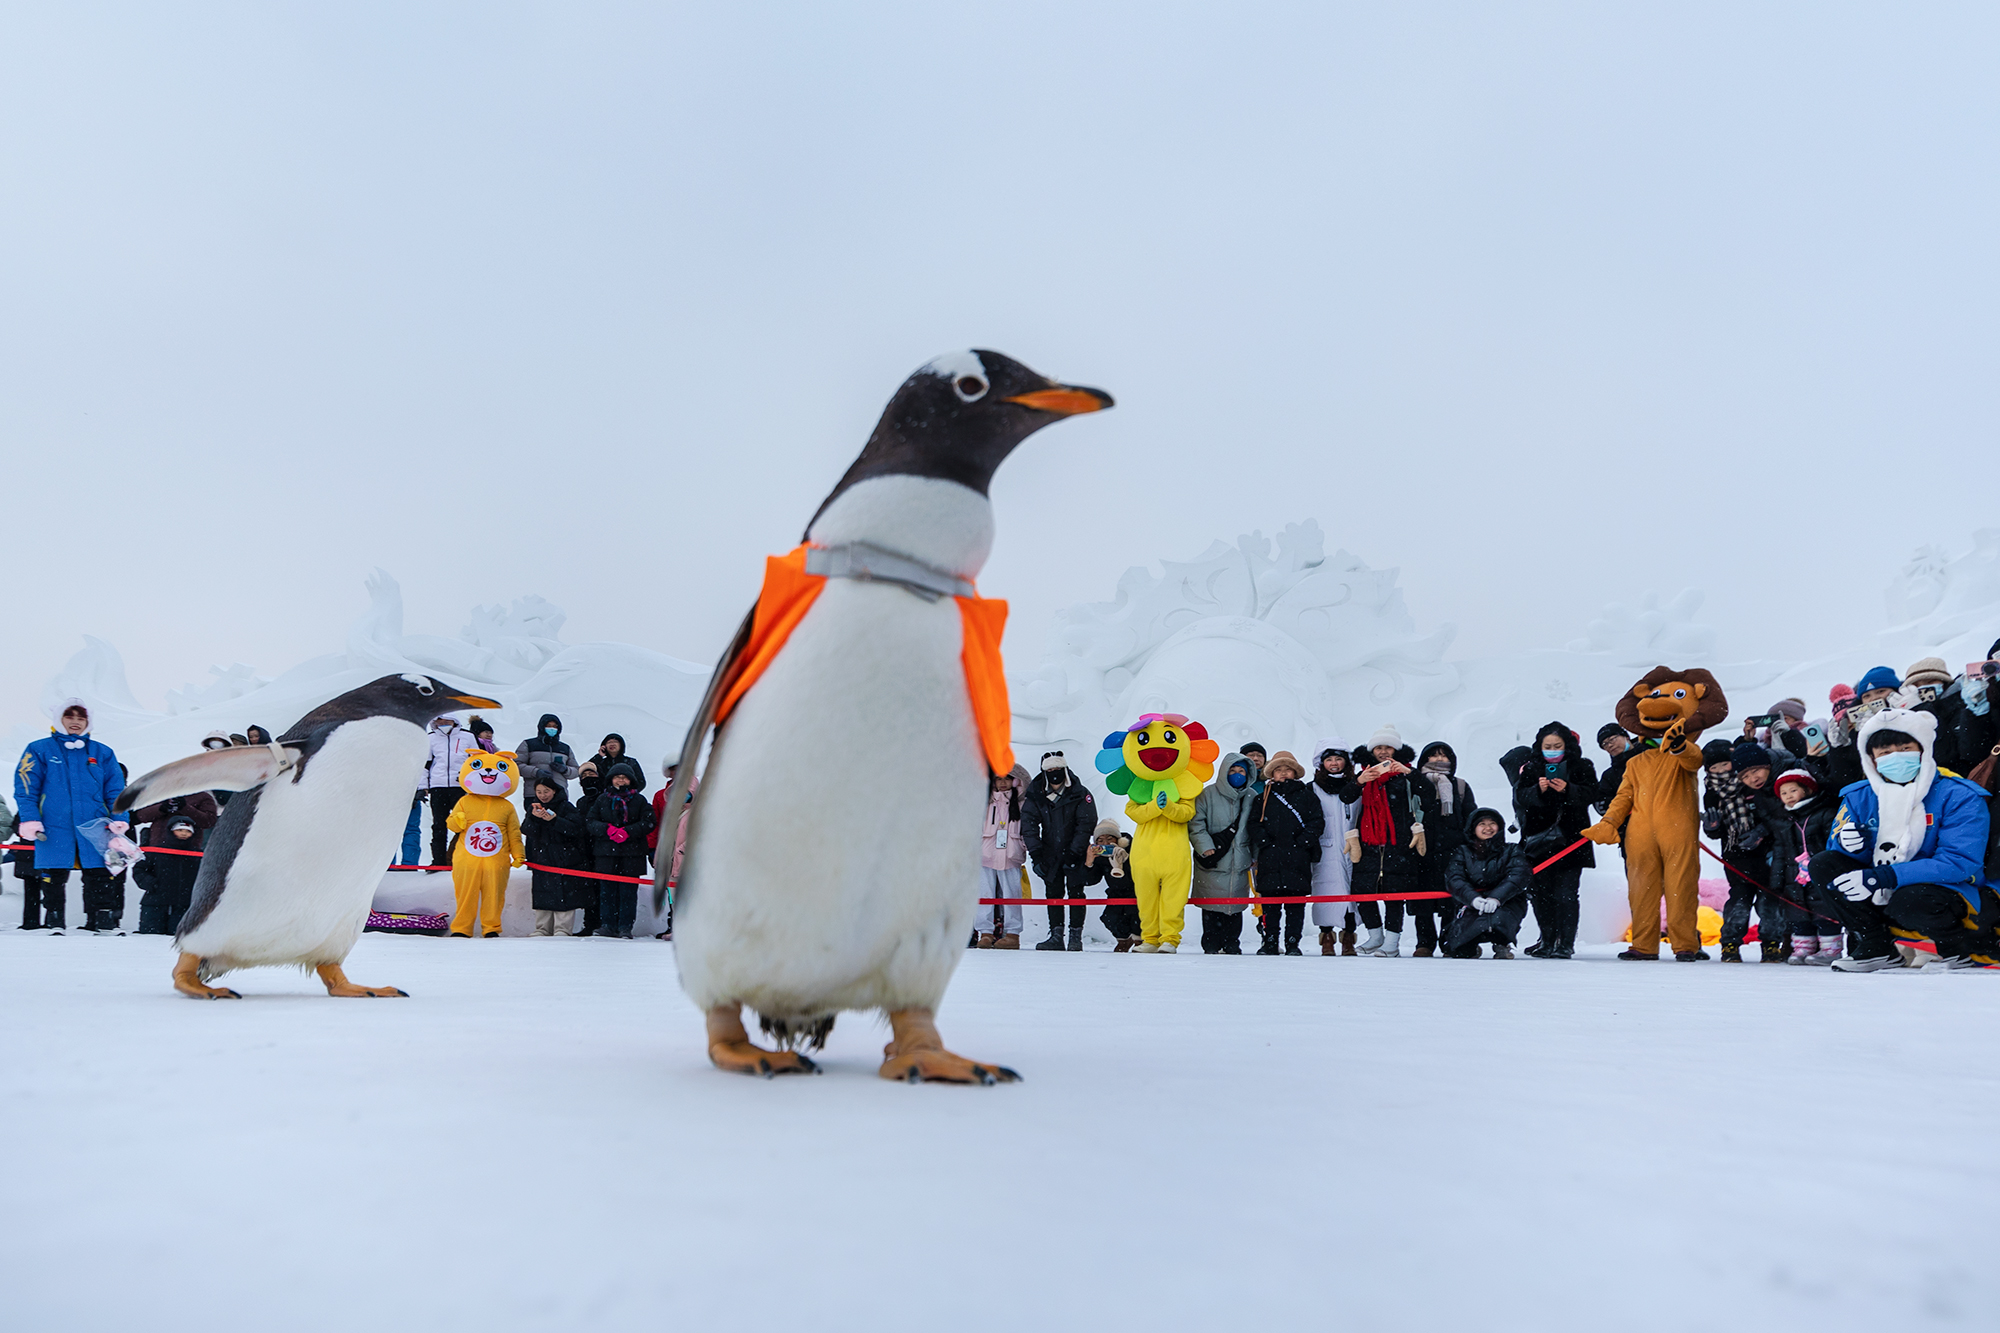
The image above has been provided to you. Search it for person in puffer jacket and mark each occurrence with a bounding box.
[423,714,481,869]
[585,761,656,939]
[1443,809,1531,958]
[524,770,591,936]
[512,713,581,789]
[1309,745,1358,955]
[1191,752,1258,954]
[1081,820,1139,950]
[1770,769,1846,964]
[1512,722,1598,960]
[1410,741,1478,957]
[980,764,1031,951]
[1249,751,1322,955]
[1811,708,1994,971]
[1339,724,1425,957]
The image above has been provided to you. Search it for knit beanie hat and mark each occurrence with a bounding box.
[1365,723,1402,751]
[1595,722,1627,745]
[1770,698,1807,723]
[1904,657,1952,690]
[1730,740,1772,773]
[1773,769,1819,797]
[1828,683,1857,718]
[1855,665,1902,695]
[1092,818,1122,839]
[1700,738,1735,766]
[1240,741,1266,759]
[1264,750,1305,781]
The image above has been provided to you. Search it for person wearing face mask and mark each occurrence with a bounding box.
[1410,741,1478,958]
[1811,709,1996,971]
[1020,752,1097,952]
[512,714,580,790]
[1512,723,1598,960]
[423,713,480,870]
[1190,753,1259,954]
[1309,743,1358,955]
[1769,770,1846,964]
[1904,650,1997,777]
[13,699,129,932]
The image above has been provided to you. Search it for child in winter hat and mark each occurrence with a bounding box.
[1084,818,1139,950]
[1854,666,1902,703]
[1828,683,1857,718]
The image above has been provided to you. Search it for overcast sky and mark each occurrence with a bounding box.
[5,3,1995,721]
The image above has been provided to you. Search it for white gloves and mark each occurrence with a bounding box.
[1838,823,1866,854]
[17,821,42,841]
[1872,887,1894,907]
[1472,896,1499,914]
[1833,870,1872,902]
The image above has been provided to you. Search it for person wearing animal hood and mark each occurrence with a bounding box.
[1513,723,1598,960]
[513,713,580,788]
[1411,741,1479,958]
[1309,743,1358,955]
[1191,752,1258,954]
[1583,667,1729,961]
[1443,808,1531,958]
[13,698,128,932]
[1810,708,1996,971]
[1339,724,1426,957]
[1250,751,1324,954]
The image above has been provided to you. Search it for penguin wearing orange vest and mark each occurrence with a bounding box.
[661,350,1112,1081]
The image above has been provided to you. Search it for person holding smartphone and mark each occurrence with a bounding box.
[1338,724,1424,957]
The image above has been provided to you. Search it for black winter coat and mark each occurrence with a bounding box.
[579,736,645,805]
[1445,836,1530,906]
[585,787,656,859]
[513,713,580,786]
[1021,774,1096,873]
[1413,742,1479,889]
[1250,778,1325,880]
[523,791,591,910]
[1771,790,1838,899]
[1514,728,1599,870]
[1918,682,1997,777]
[1339,770,1425,893]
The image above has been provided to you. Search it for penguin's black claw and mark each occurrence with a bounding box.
[211,988,241,1000]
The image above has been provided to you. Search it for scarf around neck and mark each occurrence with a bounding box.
[1359,778,1397,846]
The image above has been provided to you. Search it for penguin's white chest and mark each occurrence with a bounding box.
[178,717,429,971]
[676,578,989,1017]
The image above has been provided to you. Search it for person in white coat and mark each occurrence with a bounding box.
[422,714,481,870]
[1310,741,1358,956]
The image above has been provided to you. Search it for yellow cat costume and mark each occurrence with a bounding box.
[445,751,525,937]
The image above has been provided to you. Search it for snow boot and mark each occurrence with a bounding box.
[1523,939,1548,959]
[1831,952,1903,973]
[993,933,1020,950]
[1616,948,1658,960]
[1034,932,1064,951]
[1674,949,1710,961]
[1761,938,1789,964]
[1356,926,1385,956]
[1114,937,1137,953]
[1787,934,1817,965]
[1256,934,1280,956]
[1720,943,1742,963]
[1372,931,1401,958]
[976,932,995,949]
[1811,934,1843,966]
[1412,944,1434,958]
[1341,927,1357,956]
[1283,936,1303,956]
[1319,928,1338,956]
[1158,942,1178,953]
[1066,927,1083,952]
[1492,942,1514,959]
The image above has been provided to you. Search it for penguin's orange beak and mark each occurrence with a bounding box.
[1005,384,1114,415]
[450,694,501,710]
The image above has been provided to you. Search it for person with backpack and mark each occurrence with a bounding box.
[1190,752,1258,954]
[1249,751,1324,955]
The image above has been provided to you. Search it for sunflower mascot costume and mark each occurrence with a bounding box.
[445,750,526,937]
[1096,714,1218,952]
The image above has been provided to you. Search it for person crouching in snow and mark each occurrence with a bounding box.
[1443,810,1530,958]
[1249,751,1323,955]
[1191,752,1257,955]
[445,751,526,937]
[978,764,1030,950]
[132,816,203,935]
[585,761,655,938]
[1812,708,1997,971]
[1771,769,1845,965]
[523,770,589,936]
[1082,820,1139,950]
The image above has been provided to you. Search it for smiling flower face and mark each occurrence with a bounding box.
[458,751,518,798]
[1095,713,1220,804]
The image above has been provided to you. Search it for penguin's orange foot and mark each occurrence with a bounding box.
[878,1009,1020,1086]
[316,964,409,998]
[705,1005,817,1077]
[172,952,240,999]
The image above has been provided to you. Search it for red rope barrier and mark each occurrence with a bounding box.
[3,843,655,884]
[1531,836,1590,874]
[979,890,1451,906]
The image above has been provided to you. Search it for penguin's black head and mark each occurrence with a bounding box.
[807,350,1112,533]
[366,674,502,728]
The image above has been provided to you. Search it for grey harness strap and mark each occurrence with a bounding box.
[804,542,975,602]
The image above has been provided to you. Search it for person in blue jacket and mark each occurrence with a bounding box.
[13,698,128,932]
[1809,707,1995,971]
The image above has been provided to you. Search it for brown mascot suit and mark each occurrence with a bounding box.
[1583,667,1728,956]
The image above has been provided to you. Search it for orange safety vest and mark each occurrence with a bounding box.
[712,545,1015,774]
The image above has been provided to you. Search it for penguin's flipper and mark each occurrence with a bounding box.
[114,743,305,813]
[652,604,756,913]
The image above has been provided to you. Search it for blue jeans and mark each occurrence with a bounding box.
[398,799,423,867]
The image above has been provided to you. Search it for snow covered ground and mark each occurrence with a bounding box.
[3,917,1993,1331]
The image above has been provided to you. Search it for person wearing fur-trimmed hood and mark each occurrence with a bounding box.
[1249,751,1323,955]
[1191,752,1258,954]
[1810,708,1995,971]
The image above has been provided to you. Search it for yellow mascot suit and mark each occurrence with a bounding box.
[1095,714,1217,951]
[1583,667,1728,957]
[445,751,526,938]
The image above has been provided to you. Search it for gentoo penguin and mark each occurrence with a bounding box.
[114,674,499,999]
[661,349,1112,1082]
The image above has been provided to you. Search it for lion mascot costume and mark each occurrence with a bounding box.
[1096,713,1218,952]
[1584,666,1728,957]
[445,750,526,937]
